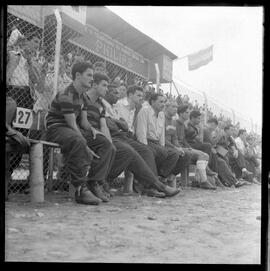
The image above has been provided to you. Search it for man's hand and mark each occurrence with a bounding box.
[176,147,185,156]
[86,146,100,159]
[232,149,238,158]
[91,127,104,139]
[211,147,217,154]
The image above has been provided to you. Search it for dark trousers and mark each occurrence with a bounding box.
[147,140,178,178]
[228,151,247,178]
[81,130,116,183]
[189,142,212,156]
[245,156,259,175]
[216,155,237,186]
[6,96,17,125]
[108,138,160,188]
[168,148,191,176]
[189,141,217,170]
[115,134,158,176]
[45,125,92,187]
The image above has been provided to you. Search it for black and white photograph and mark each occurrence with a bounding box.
[4,5,264,265]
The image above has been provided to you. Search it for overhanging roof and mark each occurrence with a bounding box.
[85,7,178,61]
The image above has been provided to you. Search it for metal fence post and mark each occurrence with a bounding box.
[53,8,62,97]
[30,142,44,203]
[202,91,208,125]
[155,63,160,93]
[47,148,54,192]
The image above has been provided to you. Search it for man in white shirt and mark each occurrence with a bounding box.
[102,86,181,198]
[235,129,247,155]
[136,93,179,183]
[235,130,260,182]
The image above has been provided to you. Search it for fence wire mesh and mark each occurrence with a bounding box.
[6,7,145,197]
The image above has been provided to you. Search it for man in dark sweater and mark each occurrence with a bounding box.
[46,62,111,205]
[175,105,216,189]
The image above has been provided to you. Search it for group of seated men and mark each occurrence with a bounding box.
[44,61,260,205]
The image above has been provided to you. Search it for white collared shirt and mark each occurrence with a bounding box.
[235,137,246,155]
[136,105,165,146]
[100,98,121,120]
[114,97,136,132]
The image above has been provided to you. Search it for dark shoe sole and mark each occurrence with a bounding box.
[75,199,100,205]
[165,189,181,197]
[199,185,217,190]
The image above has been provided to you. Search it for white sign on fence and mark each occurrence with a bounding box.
[13,107,33,129]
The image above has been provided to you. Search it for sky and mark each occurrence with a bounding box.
[107,6,263,130]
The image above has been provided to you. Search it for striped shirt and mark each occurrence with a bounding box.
[46,83,87,128]
[83,92,106,130]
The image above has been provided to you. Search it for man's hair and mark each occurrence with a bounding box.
[71,61,93,80]
[238,129,246,137]
[149,93,164,105]
[224,124,233,132]
[127,85,143,96]
[207,117,218,126]
[93,72,110,85]
[189,110,201,119]
[177,105,189,115]
[165,98,177,107]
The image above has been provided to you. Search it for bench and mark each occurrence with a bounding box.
[6,108,60,203]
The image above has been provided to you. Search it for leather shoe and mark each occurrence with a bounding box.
[242,170,253,179]
[161,185,181,197]
[191,180,200,187]
[154,181,181,197]
[200,181,217,190]
[206,167,218,176]
[141,187,166,198]
[89,182,110,202]
[102,182,114,198]
[75,184,102,205]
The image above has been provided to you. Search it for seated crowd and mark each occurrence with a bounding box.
[6,31,261,205]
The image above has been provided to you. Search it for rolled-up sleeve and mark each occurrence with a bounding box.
[136,107,148,145]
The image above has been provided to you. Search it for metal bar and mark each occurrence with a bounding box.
[29,142,44,203]
[29,139,60,147]
[53,8,62,96]
[155,63,160,93]
[47,148,54,192]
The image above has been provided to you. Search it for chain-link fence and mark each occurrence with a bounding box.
[168,79,260,134]
[6,6,146,197]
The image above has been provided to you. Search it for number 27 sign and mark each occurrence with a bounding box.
[13,107,33,129]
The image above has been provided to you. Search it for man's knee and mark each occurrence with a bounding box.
[168,148,179,162]
[97,134,116,153]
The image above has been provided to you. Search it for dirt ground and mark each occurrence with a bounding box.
[5,184,261,263]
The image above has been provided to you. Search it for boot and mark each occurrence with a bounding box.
[153,180,181,197]
[102,182,114,198]
[88,181,110,202]
[214,176,226,188]
[141,187,166,198]
[241,169,253,179]
[206,166,218,177]
[75,183,102,205]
